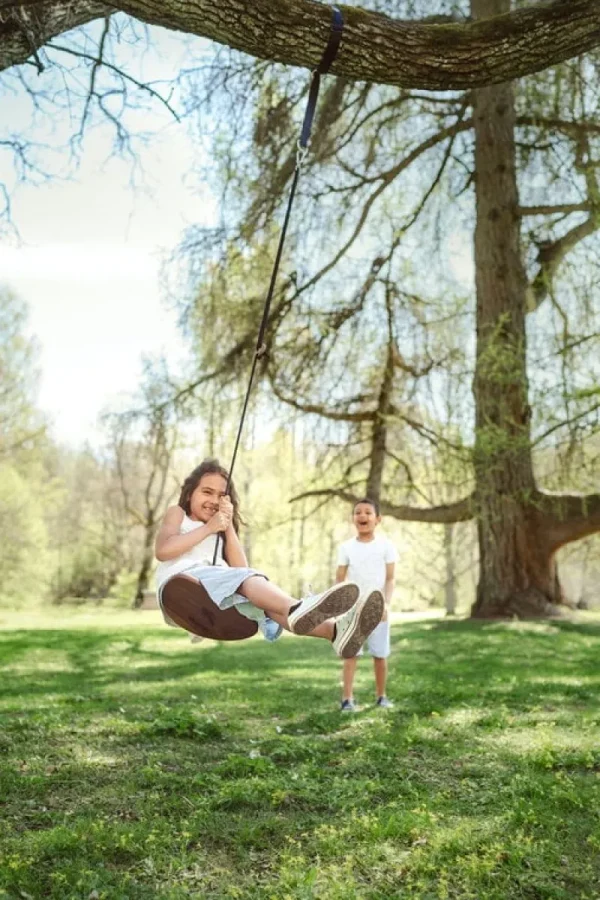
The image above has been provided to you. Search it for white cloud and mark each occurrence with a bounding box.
[0,243,160,283]
[448,230,475,286]
[2,245,183,447]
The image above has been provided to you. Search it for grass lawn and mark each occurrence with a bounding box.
[0,608,599,899]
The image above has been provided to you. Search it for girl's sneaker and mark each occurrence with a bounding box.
[332,590,385,658]
[288,582,359,635]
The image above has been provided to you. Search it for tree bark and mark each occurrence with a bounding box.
[134,522,154,608]
[470,0,564,618]
[1,0,599,88]
[366,335,394,505]
[444,523,457,615]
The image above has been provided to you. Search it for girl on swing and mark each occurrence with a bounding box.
[155,459,385,656]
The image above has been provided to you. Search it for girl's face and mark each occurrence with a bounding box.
[189,472,228,522]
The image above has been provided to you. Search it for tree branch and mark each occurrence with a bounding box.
[519,202,591,217]
[2,0,599,89]
[532,402,600,446]
[0,1,110,71]
[537,490,600,549]
[47,37,181,123]
[528,216,599,312]
[286,116,473,304]
[291,487,475,524]
[269,381,376,422]
[517,116,600,139]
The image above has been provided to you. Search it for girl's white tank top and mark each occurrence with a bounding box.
[155,513,226,591]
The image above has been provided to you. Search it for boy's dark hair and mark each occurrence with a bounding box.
[354,497,380,516]
[178,458,242,532]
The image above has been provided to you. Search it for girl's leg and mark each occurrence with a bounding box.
[267,609,334,640]
[238,577,335,639]
[237,577,295,618]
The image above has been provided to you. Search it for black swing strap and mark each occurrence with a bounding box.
[213,6,344,563]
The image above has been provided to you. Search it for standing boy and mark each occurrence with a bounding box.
[335,498,397,711]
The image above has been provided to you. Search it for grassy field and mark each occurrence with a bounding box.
[0,609,599,899]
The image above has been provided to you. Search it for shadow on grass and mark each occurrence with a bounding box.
[1,618,598,725]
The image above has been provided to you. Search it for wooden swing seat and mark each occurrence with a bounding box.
[161,574,258,641]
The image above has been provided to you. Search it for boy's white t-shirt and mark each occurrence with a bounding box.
[336,536,397,596]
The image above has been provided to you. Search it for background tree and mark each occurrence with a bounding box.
[0,289,47,460]
[102,360,181,607]
[2,0,600,615]
[172,0,600,617]
[0,289,53,604]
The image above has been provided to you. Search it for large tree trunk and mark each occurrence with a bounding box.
[470,0,564,618]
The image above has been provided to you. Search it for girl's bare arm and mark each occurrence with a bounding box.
[223,522,248,567]
[155,506,221,561]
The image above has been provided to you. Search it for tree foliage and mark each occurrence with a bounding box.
[0,289,47,461]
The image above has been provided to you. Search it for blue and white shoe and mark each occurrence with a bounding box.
[376,696,393,709]
[288,582,359,635]
[340,699,356,712]
[260,616,283,642]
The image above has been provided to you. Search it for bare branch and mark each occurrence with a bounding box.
[269,382,375,423]
[291,487,475,524]
[533,402,600,446]
[538,491,600,549]
[519,202,591,217]
[528,216,599,312]
[47,37,181,122]
[517,116,600,139]
[287,117,473,303]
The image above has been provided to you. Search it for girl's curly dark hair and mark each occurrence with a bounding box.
[178,458,243,533]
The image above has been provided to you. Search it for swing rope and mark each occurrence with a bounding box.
[213,6,344,564]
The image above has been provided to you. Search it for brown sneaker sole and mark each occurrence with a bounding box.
[291,582,359,635]
[339,590,385,658]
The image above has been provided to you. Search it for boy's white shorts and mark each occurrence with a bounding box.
[355,620,390,659]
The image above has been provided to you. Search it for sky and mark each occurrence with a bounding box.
[1,146,206,446]
[0,24,216,448]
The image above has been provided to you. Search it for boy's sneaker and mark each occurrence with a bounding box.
[332,590,385,658]
[376,696,393,709]
[340,699,356,712]
[288,582,359,635]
